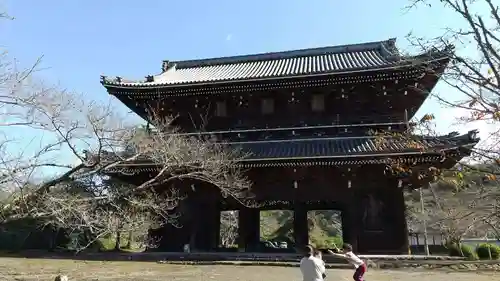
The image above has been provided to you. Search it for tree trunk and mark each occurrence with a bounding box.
[420,187,430,256]
[125,231,133,249]
[114,231,121,251]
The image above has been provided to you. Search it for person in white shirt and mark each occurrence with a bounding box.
[313,249,327,279]
[328,243,366,281]
[299,245,326,281]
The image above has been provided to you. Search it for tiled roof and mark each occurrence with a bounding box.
[103,132,479,173]
[230,133,478,161]
[101,38,451,87]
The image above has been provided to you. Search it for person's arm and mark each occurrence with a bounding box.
[331,253,347,259]
[326,249,347,259]
[315,257,326,273]
[328,250,349,259]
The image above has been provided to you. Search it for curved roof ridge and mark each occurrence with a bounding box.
[100,38,454,87]
[169,38,398,69]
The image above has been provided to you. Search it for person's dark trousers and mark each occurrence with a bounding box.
[352,264,367,281]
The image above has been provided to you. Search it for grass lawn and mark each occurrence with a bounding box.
[0,257,498,281]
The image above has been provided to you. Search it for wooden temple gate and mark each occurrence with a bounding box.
[100,38,479,254]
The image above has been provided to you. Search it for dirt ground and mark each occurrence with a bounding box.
[0,257,498,281]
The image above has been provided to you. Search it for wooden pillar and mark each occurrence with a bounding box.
[355,183,409,254]
[213,206,221,250]
[188,184,222,252]
[293,202,309,250]
[238,207,260,252]
[341,203,359,252]
[160,223,191,252]
[194,200,220,251]
[394,186,410,253]
[237,211,245,251]
[148,211,191,252]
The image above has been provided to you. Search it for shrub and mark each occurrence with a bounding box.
[448,243,477,260]
[324,236,343,249]
[476,243,500,260]
[308,236,343,250]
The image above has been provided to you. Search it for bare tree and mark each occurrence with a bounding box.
[219,211,238,247]
[0,10,13,20]
[405,0,499,162]
[0,46,252,251]
[392,0,500,248]
[405,168,500,248]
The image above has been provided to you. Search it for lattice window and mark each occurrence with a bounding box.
[261,98,274,115]
[215,101,227,117]
[311,94,325,112]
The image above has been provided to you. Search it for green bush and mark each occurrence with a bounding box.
[308,236,343,249]
[448,243,477,260]
[324,236,343,248]
[476,243,500,260]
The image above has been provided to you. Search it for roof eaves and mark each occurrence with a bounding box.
[104,147,466,171]
[100,54,450,89]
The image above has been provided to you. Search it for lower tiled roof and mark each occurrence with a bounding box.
[230,134,477,161]
[104,131,479,172]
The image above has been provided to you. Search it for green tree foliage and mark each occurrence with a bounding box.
[476,243,500,260]
[448,243,477,260]
[260,210,342,247]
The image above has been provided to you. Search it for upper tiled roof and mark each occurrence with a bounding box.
[101,38,451,87]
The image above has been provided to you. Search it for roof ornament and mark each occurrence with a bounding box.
[381,38,400,60]
[467,129,479,141]
[162,60,169,72]
[387,38,397,47]
[100,75,107,84]
[115,76,122,83]
[145,75,154,82]
[162,60,176,72]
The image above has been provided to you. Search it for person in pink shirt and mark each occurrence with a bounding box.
[327,243,366,281]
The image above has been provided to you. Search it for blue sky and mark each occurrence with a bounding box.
[0,0,495,173]
[3,0,456,107]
